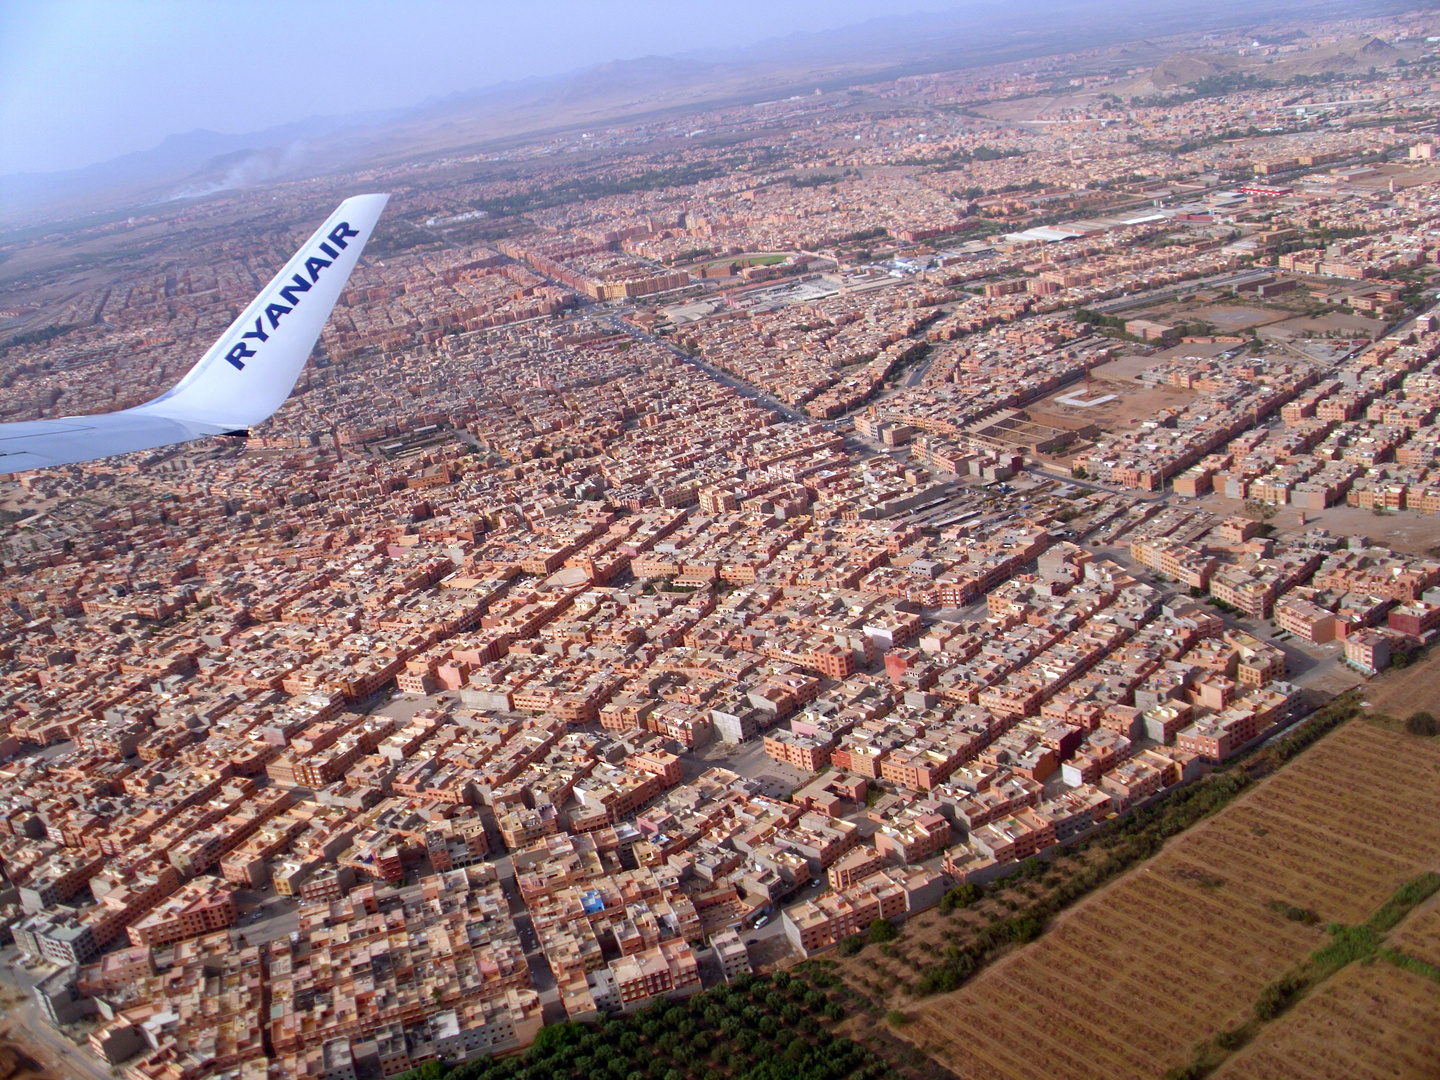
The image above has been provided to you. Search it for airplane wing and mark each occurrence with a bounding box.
[0,192,390,474]
[0,413,233,474]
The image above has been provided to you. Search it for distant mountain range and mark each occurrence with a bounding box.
[0,0,1420,228]
[1138,34,1406,91]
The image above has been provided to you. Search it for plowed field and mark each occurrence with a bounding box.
[1211,956,1440,1080]
[1386,900,1440,970]
[903,721,1440,1080]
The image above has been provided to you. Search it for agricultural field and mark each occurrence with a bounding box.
[1211,947,1440,1080]
[1386,900,1440,970]
[820,846,1099,1011]
[898,720,1440,1080]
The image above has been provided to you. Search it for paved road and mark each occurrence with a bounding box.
[605,315,811,424]
[235,890,302,945]
[903,353,934,387]
[0,950,112,1080]
[743,917,787,947]
[490,854,567,1023]
[1087,268,1277,316]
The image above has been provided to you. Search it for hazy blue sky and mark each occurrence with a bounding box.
[0,0,956,176]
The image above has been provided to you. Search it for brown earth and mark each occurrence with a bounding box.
[0,1038,58,1080]
[1197,492,1440,559]
[898,721,1440,1080]
[1357,644,1440,719]
[1210,949,1440,1079]
[1027,376,1194,434]
[0,988,64,1080]
[825,846,1104,1013]
[1259,312,1387,341]
[1140,299,1296,332]
[1386,899,1440,972]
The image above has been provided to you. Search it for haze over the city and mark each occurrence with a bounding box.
[0,4,1437,1080]
[0,0,949,175]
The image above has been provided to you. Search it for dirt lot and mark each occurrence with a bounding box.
[1358,642,1440,719]
[898,721,1440,1080]
[1210,953,1440,1080]
[0,1008,61,1080]
[1259,311,1387,342]
[1027,366,1195,434]
[1142,301,1295,332]
[0,1039,57,1080]
[1186,304,1290,330]
[1193,491,1440,559]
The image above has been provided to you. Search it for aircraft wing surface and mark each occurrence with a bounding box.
[0,192,389,474]
[0,413,227,474]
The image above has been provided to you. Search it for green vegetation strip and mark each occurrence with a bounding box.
[1379,948,1440,984]
[0,324,76,352]
[397,971,897,1080]
[1165,872,1440,1079]
[468,157,780,219]
[906,692,1362,996]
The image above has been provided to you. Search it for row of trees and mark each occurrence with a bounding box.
[0,323,76,354]
[398,971,896,1080]
[905,692,1364,996]
[468,153,785,219]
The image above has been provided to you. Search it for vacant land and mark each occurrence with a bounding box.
[0,1043,59,1080]
[1259,311,1386,341]
[0,985,67,1080]
[1360,644,1440,718]
[900,721,1440,1080]
[1210,950,1440,1080]
[0,1044,48,1080]
[1154,301,1293,331]
[823,845,1105,1011]
[1028,376,1194,433]
[1196,492,1440,558]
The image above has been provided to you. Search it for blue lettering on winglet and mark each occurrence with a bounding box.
[220,221,357,373]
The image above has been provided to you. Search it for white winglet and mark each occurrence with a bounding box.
[0,193,389,474]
